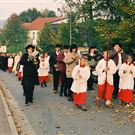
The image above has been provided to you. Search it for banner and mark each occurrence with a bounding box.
[0,46,7,53]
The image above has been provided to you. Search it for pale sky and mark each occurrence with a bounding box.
[0,0,64,20]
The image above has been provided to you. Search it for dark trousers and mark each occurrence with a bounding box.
[67,78,73,98]
[53,69,60,91]
[23,77,34,102]
[87,70,94,90]
[59,72,67,95]
[113,71,120,98]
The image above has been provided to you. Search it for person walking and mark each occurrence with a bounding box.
[57,45,69,97]
[71,57,90,111]
[38,52,50,87]
[118,54,135,107]
[7,54,14,73]
[49,44,61,94]
[96,50,117,108]
[20,44,39,106]
[87,47,98,90]
[110,43,126,99]
[63,44,80,101]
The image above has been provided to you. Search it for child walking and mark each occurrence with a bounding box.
[96,50,117,108]
[71,57,90,111]
[118,54,135,106]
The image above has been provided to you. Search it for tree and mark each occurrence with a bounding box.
[2,14,28,52]
[40,9,56,17]
[93,0,135,52]
[62,0,135,53]
[62,0,96,47]
[19,8,41,22]
[37,23,59,53]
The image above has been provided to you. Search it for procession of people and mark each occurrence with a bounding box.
[0,43,134,111]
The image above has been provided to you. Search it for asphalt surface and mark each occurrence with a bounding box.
[0,70,135,135]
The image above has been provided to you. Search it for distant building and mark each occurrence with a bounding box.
[23,17,67,45]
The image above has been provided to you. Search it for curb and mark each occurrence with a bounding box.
[0,88,18,135]
[0,80,37,135]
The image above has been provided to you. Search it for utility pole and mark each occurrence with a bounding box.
[69,2,72,46]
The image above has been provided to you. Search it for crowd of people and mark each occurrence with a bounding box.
[0,43,134,111]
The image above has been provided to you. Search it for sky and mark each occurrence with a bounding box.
[0,0,64,20]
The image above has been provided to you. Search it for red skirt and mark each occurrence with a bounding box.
[118,89,134,103]
[97,82,114,101]
[39,76,48,83]
[73,92,86,105]
[8,67,12,73]
[17,72,23,80]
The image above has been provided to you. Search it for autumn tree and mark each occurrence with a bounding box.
[2,14,28,52]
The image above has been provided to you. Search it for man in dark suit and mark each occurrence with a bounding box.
[57,45,69,97]
[49,44,61,94]
[20,44,39,106]
[110,43,126,99]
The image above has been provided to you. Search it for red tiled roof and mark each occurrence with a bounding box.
[23,17,66,30]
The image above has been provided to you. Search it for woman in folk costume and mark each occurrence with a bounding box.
[118,54,135,106]
[63,44,80,101]
[96,50,117,108]
[71,57,90,111]
[8,54,14,73]
[38,52,50,87]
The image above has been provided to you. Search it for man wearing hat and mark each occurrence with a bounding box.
[20,44,39,106]
[87,46,98,90]
[57,45,69,97]
[49,44,61,94]
[110,43,126,99]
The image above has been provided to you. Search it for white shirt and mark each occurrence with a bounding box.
[71,65,90,93]
[8,57,14,67]
[117,53,122,70]
[96,59,117,85]
[119,63,135,90]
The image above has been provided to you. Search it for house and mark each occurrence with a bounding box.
[23,17,67,45]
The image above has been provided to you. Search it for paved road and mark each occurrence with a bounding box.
[0,70,135,135]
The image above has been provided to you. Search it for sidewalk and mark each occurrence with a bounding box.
[0,95,12,135]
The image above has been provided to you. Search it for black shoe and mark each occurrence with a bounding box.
[25,101,30,106]
[54,90,58,94]
[68,97,73,101]
[64,93,68,97]
[59,93,62,97]
[41,83,44,87]
[113,95,118,99]
[87,87,94,91]
[81,105,88,111]
[44,82,47,87]
[30,100,33,103]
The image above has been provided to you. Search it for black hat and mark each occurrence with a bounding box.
[70,44,77,49]
[55,44,61,48]
[25,44,35,50]
[89,46,96,52]
[112,43,122,48]
[89,46,95,50]
[63,45,69,49]
[70,44,78,52]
